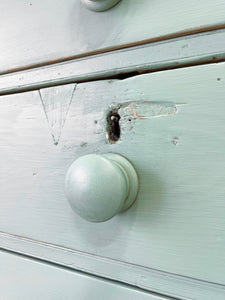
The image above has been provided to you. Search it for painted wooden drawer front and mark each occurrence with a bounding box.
[0,250,167,300]
[0,63,225,298]
[1,0,225,73]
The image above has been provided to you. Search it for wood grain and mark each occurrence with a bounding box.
[0,63,225,298]
[1,0,225,72]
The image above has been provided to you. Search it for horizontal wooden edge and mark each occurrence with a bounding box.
[0,232,224,300]
[0,29,225,96]
[2,24,225,76]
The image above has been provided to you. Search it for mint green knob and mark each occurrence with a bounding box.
[65,153,138,222]
[81,0,121,12]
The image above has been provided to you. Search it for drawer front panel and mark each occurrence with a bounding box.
[1,0,225,72]
[0,63,225,293]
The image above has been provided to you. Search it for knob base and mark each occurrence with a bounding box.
[81,0,121,12]
[102,153,138,212]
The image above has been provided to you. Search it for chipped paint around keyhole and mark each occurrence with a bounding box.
[106,100,179,143]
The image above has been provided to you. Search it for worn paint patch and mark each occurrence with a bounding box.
[118,101,178,121]
[39,84,76,145]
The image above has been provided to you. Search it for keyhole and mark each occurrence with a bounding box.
[106,109,121,143]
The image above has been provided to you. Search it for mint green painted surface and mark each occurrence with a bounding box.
[0,63,225,298]
[1,0,225,72]
[65,153,138,222]
[0,250,166,300]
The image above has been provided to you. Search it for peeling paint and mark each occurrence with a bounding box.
[171,137,179,146]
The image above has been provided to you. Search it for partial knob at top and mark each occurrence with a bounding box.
[81,0,122,12]
[65,153,138,222]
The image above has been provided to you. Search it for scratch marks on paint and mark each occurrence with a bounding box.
[38,84,77,145]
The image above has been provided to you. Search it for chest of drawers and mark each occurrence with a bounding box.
[1,1,225,299]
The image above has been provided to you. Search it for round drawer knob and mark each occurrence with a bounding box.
[81,0,121,12]
[65,153,138,222]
